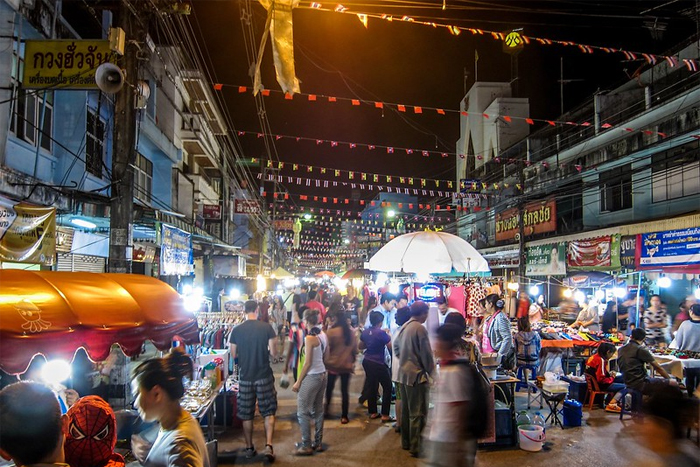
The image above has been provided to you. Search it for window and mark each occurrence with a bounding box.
[652,146,700,202]
[134,153,153,203]
[10,53,53,151]
[86,109,105,178]
[600,164,632,212]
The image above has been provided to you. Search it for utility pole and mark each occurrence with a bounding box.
[517,164,526,292]
[108,2,148,273]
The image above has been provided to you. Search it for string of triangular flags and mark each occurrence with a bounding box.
[235,123,700,162]
[255,158,453,187]
[303,3,700,71]
[258,172,520,195]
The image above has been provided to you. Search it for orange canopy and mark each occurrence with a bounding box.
[0,270,199,374]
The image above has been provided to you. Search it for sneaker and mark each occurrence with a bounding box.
[244,446,256,459]
[262,444,275,462]
[605,403,622,413]
[295,446,314,456]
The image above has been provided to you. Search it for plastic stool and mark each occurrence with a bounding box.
[619,387,643,421]
[516,364,538,392]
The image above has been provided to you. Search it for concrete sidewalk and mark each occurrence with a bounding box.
[216,360,677,467]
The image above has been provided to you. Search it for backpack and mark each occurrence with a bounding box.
[443,359,491,438]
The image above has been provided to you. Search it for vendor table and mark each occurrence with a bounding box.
[652,355,700,380]
[540,389,567,429]
[189,382,225,440]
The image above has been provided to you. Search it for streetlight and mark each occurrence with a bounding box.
[387,210,396,218]
[303,213,312,220]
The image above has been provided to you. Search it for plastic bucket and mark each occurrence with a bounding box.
[518,424,545,452]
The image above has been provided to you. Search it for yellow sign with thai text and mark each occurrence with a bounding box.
[22,40,117,89]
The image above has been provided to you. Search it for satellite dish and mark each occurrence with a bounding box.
[95,63,125,93]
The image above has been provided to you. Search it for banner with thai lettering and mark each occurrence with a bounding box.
[495,199,556,242]
[525,243,567,276]
[202,204,222,220]
[619,235,638,270]
[639,227,700,267]
[160,224,193,276]
[0,196,56,265]
[567,234,621,271]
[23,40,117,89]
[234,199,262,215]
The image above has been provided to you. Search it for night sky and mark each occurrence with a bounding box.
[188,0,697,227]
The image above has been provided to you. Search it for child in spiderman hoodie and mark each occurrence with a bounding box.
[64,395,125,467]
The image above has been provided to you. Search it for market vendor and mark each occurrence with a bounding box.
[480,294,514,369]
[572,301,600,332]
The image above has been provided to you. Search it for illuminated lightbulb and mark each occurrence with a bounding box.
[657,276,672,288]
[41,360,71,385]
[563,288,573,298]
[529,285,540,296]
[614,288,627,299]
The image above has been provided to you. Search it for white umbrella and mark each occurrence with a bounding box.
[369,231,490,274]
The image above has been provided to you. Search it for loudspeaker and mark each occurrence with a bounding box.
[95,63,125,93]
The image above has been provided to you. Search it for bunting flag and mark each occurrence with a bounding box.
[299,3,700,72]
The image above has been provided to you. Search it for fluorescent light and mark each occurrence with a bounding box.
[70,218,96,229]
[657,276,672,288]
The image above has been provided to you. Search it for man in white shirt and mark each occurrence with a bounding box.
[436,297,459,326]
[364,293,398,333]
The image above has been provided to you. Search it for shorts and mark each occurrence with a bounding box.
[237,375,278,420]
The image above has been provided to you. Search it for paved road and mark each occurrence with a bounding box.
[215,359,679,467]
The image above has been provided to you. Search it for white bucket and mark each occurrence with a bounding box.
[518,424,545,452]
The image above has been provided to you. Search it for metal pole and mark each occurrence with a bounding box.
[636,272,642,328]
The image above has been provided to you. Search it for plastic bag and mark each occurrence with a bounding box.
[280,373,290,389]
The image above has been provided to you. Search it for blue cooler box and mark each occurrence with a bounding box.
[562,399,583,427]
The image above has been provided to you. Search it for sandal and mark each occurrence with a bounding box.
[340,417,349,424]
[381,416,396,423]
[369,413,381,420]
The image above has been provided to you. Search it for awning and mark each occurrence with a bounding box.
[0,270,199,374]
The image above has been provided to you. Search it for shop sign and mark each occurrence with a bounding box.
[213,255,246,277]
[639,227,700,267]
[495,199,556,242]
[0,195,56,265]
[23,40,117,89]
[202,204,221,220]
[525,242,567,276]
[160,224,193,276]
[133,242,156,263]
[273,219,294,231]
[567,234,621,271]
[234,199,261,215]
[619,235,638,270]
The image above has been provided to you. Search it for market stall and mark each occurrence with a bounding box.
[0,270,226,440]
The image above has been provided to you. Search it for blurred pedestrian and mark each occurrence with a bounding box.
[670,304,700,395]
[394,301,434,457]
[131,350,210,467]
[645,294,669,347]
[392,306,413,432]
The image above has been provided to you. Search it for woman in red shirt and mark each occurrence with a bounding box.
[585,342,626,412]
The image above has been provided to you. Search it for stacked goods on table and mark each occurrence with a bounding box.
[650,348,700,359]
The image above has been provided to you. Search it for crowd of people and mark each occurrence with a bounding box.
[2,284,699,467]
